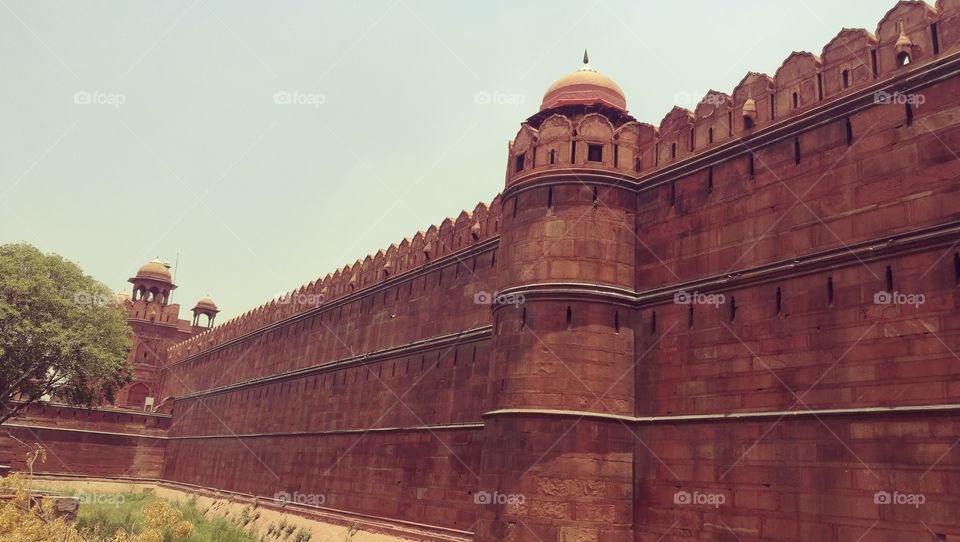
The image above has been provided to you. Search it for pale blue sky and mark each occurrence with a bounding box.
[0,0,897,321]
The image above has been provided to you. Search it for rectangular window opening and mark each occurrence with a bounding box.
[587,144,603,162]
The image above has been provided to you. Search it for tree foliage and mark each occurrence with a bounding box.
[0,243,132,424]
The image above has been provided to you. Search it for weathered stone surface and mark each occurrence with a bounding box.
[4,2,960,541]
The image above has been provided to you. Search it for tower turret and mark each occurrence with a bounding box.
[477,55,639,541]
[191,296,219,329]
[128,258,175,305]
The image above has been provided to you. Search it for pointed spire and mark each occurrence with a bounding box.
[577,49,596,73]
[896,20,913,48]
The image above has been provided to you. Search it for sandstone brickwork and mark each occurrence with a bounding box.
[4,2,960,540]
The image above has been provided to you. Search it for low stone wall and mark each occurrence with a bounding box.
[27,476,470,542]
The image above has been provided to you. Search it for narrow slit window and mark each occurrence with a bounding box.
[906,101,914,126]
[669,181,676,206]
[655,143,660,166]
[531,146,536,167]
[846,118,853,146]
[592,186,599,207]
[613,144,619,167]
[953,253,959,285]
[728,111,734,136]
[776,287,782,316]
[708,127,714,144]
[932,23,940,55]
[520,308,526,331]
[549,149,556,164]
[571,140,577,163]
[587,144,603,162]
[650,311,657,334]
[770,94,776,120]
[671,142,677,159]
[842,69,850,89]
[706,167,713,194]
[748,153,755,178]
[792,92,799,110]
[512,198,518,218]
[565,306,572,329]
[687,303,694,329]
[885,265,894,291]
[515,154,525,172]
[827,276,834,307]
[817,73,824,100]
[870,50,878,78]
[729,296,737,322]
[689,128,695,151]
[794,138,801,165]
[614,311,620,334]
[634,156,642,173]
[547,186,553,208]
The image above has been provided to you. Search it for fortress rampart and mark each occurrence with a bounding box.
[4,2,960,540]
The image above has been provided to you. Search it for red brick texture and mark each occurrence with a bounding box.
[4,2,960,541]
[0,405,168,478]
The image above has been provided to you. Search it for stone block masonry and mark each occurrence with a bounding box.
[5,1,960,540]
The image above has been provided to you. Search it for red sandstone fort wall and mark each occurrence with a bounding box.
[6,2,960,540]
[156,203,504,532]
[0,405,168,478]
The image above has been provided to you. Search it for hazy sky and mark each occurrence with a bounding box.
[1,0,898,321]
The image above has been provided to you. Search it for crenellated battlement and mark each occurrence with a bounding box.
[506,0,957,186]
[12,2,960,539]
[167,0,960,367]
[166,197,503,364]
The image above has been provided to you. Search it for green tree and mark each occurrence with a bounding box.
[0,243,132,424]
